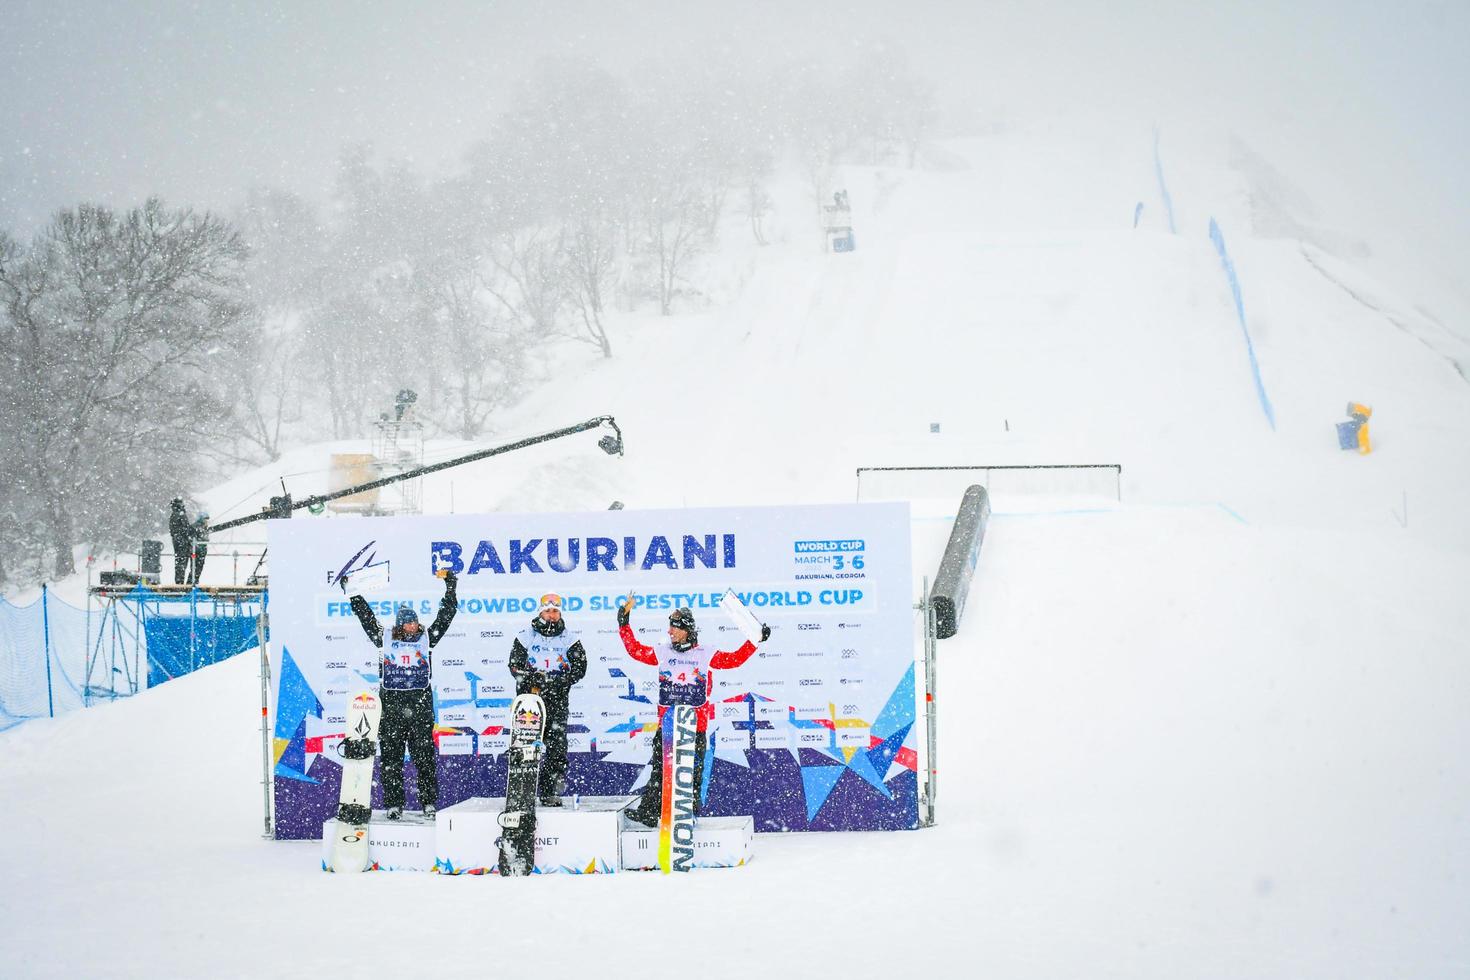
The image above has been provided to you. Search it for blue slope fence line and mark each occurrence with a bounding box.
[0,587,263,731]
[0,589,86,731]
[1209,218,1277,430]
[1153,128,1177,234]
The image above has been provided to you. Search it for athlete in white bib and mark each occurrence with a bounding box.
[617,594,769,826]
[348,570,458,820]
[508,593,588,805]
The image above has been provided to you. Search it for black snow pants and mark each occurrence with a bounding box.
[379,687,438,809]
[171,533,191,585]
[187,543,208,584]
[629,720,707,825]
[538,686,571,799]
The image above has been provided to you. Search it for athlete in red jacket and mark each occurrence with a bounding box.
[618,593,769,826]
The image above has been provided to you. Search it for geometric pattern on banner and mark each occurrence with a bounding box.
[267,502,918,838]
[808,767,915,831]
[870,663,915,742]
[841,745,890,800]
[867,722,914,785]
[272,646,322,784]
[801,764,846,822]
[787,667,917,819]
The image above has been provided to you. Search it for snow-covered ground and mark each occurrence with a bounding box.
[4,118,1470,978]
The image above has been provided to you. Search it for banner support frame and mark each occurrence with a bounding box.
[257,604,273,839]
[916,576,938,827]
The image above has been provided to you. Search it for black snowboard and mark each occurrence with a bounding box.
[497,693,546,876]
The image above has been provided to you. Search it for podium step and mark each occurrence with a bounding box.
[320,801,756,874]
[619,815,754,871]
[435,795,631,874]
[319,811,437,872]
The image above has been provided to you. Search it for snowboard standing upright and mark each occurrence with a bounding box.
[659,703,701,874]
[329,691,382,873]
[497,692,547,876]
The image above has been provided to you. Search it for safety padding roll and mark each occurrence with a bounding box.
[932,485,991,639]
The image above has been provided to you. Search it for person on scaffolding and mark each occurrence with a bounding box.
[168,498,191,585]
[348,570,458,819]
[187,510,210,585]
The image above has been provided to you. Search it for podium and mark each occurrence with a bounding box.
[435,796,628,874]
[619,815,754,871]
[319,811,438,872]
[321,800,756,874]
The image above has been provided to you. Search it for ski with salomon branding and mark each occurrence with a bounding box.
[329,691,382,873]
[659,703,700,873]
[497,692,546,876]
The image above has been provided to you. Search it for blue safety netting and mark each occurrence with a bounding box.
[0,586,264,730]
[0,589,88,731]
[144,612,261,688]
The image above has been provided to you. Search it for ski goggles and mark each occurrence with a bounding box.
[538,593,563,613]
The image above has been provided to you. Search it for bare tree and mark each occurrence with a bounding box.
[485,227,567,337]
[626,100,722,316]
[408,195,531,440]
[563,218,617,357]
[0,201,250,579]
[221,322,300,463]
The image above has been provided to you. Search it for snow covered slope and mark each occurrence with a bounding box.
[4,120,1470,979]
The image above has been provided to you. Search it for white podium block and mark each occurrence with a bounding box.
[619,815,754,871]
[319,812,438,872]
[434,796,630,875]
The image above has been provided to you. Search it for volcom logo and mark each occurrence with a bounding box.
[353,714,373,737]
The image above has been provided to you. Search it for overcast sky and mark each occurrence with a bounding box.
[3,0,1466,249]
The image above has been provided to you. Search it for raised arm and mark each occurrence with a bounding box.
[710,641,757,670]
[710,623,770,669]
[348,594,383,648]
[617,594,657,666]
[426,570,459,648]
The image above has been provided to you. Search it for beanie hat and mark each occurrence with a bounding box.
[669,607,697,633]
[395,605,420,627]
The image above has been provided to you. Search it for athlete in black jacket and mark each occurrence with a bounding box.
[348,570,458,819]
[508,593,588,805]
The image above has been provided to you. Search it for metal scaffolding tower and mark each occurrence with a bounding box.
[84,584,267,704]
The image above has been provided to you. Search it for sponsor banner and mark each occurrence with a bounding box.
[437,734,474,756]
[269,502,916,839]
[477,733,509,756]
[754,729,790,750]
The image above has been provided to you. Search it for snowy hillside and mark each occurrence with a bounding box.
[4,118,1470,980]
